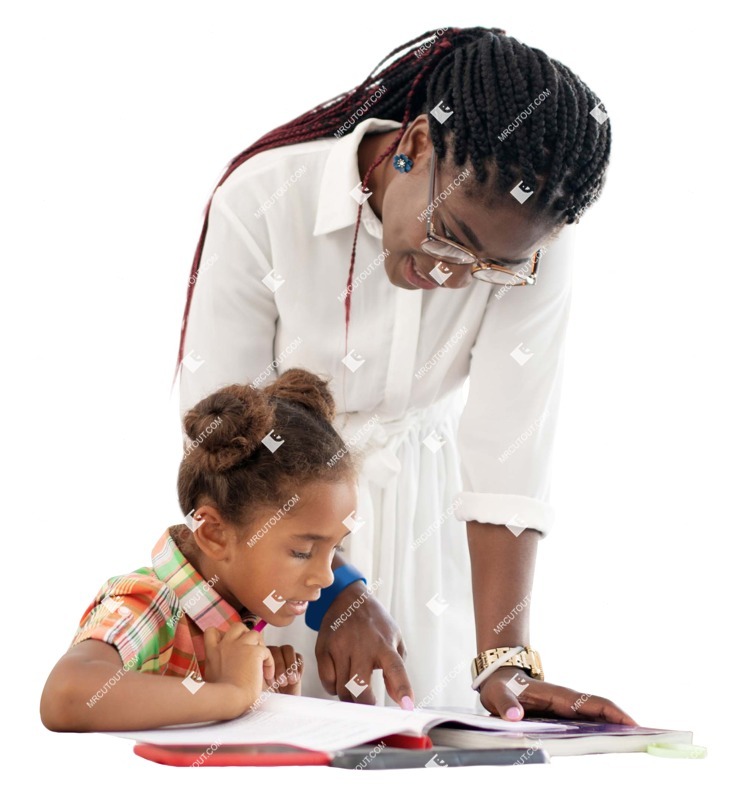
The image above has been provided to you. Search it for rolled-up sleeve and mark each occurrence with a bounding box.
[178,187,278,421]
[70,574,179,673]
[454,223,577,538]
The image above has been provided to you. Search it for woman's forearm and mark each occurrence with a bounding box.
[334,521,538,651]
[466,521,540,652]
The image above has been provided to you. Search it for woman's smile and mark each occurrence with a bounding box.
[403,254,441,290]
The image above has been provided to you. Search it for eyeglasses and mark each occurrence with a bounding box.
[420,149,540,286]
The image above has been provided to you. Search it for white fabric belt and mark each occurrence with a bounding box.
[333,392,463,489]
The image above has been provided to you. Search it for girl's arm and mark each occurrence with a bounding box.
[40,625,273,732]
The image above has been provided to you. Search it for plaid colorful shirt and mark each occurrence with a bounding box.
[70,528,262,678]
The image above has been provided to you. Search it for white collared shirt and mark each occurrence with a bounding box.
[178,116,577,537]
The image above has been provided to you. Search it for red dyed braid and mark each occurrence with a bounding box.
[171,29,463,390]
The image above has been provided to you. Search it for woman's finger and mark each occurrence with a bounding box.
[548,692,638,726]
[517,682,615,722]
[484,671,639,727]
[378,648,414,709]
[480,669,530,720]
[337,657,376,705]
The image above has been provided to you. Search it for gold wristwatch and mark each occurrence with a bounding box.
[471,646,544,682]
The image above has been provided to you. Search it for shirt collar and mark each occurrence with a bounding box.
[313,116,403,240]
[152,529,262,634]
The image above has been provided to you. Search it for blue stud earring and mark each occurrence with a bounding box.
[393,153,413,172]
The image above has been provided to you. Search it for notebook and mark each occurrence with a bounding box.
[131,742,552,768]
[429,716,694,756]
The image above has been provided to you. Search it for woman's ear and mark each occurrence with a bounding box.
[404,114,432,165]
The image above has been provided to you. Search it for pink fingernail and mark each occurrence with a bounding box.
[506,706,523,720]
[400,695,414,711]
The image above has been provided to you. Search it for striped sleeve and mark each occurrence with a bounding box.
[70,570,182,673]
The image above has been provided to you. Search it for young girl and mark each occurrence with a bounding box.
[40,368,360,731]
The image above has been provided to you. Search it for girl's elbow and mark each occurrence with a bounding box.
[40,695,73,732]
[40,676,89,733]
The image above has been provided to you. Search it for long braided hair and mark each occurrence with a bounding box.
[173,26,610,387]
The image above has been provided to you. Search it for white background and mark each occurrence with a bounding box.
[2,1,733,794]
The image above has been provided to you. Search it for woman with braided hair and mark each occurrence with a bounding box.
[174,26,638,724]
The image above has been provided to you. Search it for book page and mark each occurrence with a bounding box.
[419,705,575,733]
[110,693,571,751]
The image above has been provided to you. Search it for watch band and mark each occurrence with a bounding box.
[471,646,524,691]
[471,646,544,686]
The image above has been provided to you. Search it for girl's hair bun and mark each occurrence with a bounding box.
[263,368,336,423]
[177,368,354,526]
[182,384,275,473]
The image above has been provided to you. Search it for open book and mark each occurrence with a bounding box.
[110,692,573,751]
